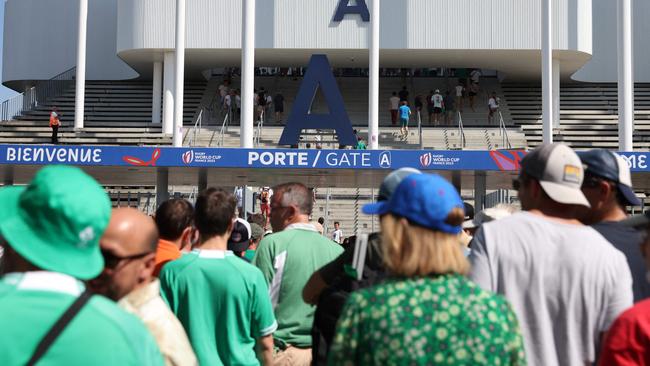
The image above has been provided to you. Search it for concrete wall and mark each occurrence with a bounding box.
[2,0,137,89]
[573,0,650,82]
[4,0,649,83]
[115,0,591,52]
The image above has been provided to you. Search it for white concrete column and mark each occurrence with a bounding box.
[552,58,560,129]
[173,0,186,147]
[541,0,553,144]
[156,169,170,208]
[618,0,634,152]
[152,61,163,124]
[163,52,175,135]
[74,0,88,130]
[241,0,255,148]
[368,0,380,150]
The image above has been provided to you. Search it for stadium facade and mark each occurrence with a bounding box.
[3,0,650,87]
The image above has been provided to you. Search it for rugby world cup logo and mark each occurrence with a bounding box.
[182,150,194,164]
[420,152,432,168]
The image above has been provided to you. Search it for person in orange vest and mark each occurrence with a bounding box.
[49,107,61,144]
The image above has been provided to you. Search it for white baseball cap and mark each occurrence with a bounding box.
[520,143,590,207]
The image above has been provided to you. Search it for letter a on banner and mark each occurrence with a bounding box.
[279,55,357,146]
[333,0,370,22]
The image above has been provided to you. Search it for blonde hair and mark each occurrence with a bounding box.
[381,209,469,277]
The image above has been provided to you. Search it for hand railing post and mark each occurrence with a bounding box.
[418,111,423,149]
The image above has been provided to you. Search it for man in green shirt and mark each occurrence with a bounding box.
[253,182,344,365]
[160,188,276,366]
[0,166,163,366]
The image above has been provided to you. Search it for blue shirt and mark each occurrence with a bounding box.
[399,105,410,119]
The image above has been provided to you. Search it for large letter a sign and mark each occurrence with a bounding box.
[278,55,357,147]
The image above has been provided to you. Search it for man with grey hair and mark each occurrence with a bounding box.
[253,183,343,366]
[469,143,633,366]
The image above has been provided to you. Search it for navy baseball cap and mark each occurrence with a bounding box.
[578,149,641,206]
[377,168,422,201]
[363,173,464,234]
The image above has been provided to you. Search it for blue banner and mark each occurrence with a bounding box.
[0,145,649,172]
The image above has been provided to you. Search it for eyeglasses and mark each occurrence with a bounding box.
[101,249,152,269]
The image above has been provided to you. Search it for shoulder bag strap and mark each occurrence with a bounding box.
[26,290,93,366]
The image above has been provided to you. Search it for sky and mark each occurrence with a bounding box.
[0,2,18,103]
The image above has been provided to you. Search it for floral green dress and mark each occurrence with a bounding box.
[328,274,526,365]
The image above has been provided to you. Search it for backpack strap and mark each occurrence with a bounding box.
[27,290,93,366]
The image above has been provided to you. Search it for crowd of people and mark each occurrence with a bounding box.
[1,143,650,365]
[218,80,286,125]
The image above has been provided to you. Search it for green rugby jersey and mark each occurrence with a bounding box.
[0,271,163,366]
[160,249,277,366]
[253,224,344,347]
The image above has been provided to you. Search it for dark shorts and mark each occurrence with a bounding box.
[433,107,443,114]
[275,105,284,113]
[468,91,477,97]
[400,118,409,127]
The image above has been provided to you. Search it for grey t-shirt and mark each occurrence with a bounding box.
[469,211,633,366]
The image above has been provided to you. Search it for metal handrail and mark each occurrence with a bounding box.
[217,112,230,147]
[457,111,467,149]
[498,111,512,149]
[187,109,203,147]
[417,110,423,149]
[1,67,76,121]
[254,110,264,147]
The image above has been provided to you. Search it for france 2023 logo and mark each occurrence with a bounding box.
[182,150,194,164]
[420,153,432,168]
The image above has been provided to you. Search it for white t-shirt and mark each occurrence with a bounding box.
[224,95,232,108]
[432,94,443,108]
[470,70,482,83]
[235,95,241,108]
[265,95,273,106]
[389,96,400,110]
[234,187,243,207]
[455,85,464,97]
[332,229,343,244]
[469,212,633,366]
[488,97,499,109]
[218,84,229,97]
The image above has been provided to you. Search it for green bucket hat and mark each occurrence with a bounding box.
[0,166,111,280]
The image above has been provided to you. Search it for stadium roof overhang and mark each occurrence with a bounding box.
[1,145,649,191]
[120,49,591,82]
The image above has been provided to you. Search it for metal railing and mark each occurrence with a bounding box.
[457,111,467,149]
[417,111,423,149]
[216,112,230,147]
[186,109,203,147]
[498,111,512,149]
[1,67,76,121]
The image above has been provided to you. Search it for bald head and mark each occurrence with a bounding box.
[91,208,159,300]
[103,208,159,254]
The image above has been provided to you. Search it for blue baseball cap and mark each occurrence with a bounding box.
[578,149,641,206]
[362,173,464,234]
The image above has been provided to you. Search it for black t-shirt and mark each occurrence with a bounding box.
[273,94,284,107]
[592,221,650,302]
[398,89,409,101]
[312,233,385,364]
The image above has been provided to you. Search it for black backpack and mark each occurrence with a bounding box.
[311,233,386,365]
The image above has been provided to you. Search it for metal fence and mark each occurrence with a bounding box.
[1,67,76,121]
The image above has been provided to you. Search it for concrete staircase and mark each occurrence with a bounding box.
[238,75,515,128]
[0,80,205,146]
[503,83,650,149]
[186,125,528,150]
